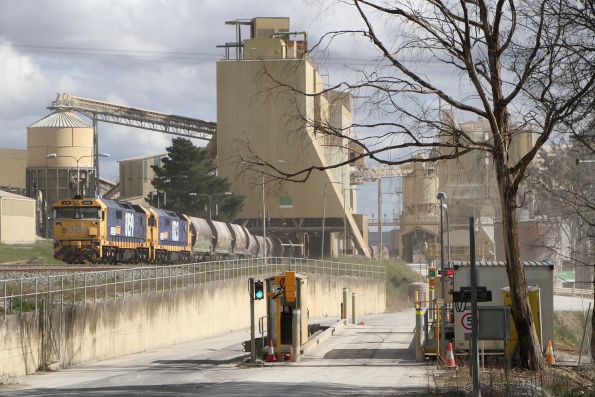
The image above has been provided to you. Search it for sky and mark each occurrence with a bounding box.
[0,0,457,222]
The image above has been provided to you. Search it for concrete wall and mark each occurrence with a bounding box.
[0,274,385,379]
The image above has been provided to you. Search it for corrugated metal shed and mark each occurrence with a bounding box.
[28,111,90,128]
[0,190,35,200]
[453,260,553,269]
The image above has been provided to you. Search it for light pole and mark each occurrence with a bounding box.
[321,180,341,259]
[442,203,451,266]
[261,174,266,261]
[343,187,351,256]
[437,191,447,362]
[188,192,232,220]
[47,152,110,196]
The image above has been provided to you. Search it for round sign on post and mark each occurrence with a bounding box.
[461,312,473,333]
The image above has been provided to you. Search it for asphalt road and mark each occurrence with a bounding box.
[1,309,433,396]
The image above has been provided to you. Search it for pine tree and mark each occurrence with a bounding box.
[148,138,244,221]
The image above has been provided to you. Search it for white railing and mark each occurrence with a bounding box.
[0,257,386,319]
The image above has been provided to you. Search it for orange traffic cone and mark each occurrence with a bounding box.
[265,340,277,362]
[545,340,556,365]
[444,342,457,368]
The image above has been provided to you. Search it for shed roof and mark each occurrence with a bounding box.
[28,111,91,128]
[453,260,553,270]
[0,190,35,201]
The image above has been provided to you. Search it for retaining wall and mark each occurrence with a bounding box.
[0,274,385,378]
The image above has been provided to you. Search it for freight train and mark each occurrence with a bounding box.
[52,197,299,264]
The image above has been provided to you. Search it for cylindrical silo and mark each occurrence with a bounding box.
[403,163,438,216]
[26,111,94,236]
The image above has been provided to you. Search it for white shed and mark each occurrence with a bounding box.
[452,260,554,352]
[0,190,36,244]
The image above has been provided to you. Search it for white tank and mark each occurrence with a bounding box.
[27,111,93,168]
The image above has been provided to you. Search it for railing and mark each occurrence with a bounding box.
[553,287,594,298]
[0,257,385,319]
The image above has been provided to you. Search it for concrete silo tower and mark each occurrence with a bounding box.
[26,111,94,235]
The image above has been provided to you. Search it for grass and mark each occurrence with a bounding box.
[331,256,422,311]
[554,310,592,352]
[0,240,62,264]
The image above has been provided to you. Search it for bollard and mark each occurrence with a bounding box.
[342,288,348,320]
[292,308,301,362]
[352,293,356,325]
[415,303,424,361]
[340,302,344,320]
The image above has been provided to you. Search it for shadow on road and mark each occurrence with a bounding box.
[323,348,414,360]
[0,381,437,396]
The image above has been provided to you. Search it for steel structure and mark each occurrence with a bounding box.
[48,93,216,140]
[352,165,410,258]
[47,93,217,197]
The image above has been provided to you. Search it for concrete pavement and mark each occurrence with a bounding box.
[0,309,434,396]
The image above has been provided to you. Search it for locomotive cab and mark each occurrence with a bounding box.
[53,198,106,263]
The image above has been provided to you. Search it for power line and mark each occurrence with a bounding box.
[1,43,449,67]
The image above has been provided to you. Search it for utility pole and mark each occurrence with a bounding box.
[378,178,382,260]
[249,277,256,363]
[469,216,481,397]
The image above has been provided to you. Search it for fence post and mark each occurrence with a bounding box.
[3,281,6,320]
[342,288,348,320]
[35,278,38,312]
[19,279,23,315]
[352,293,356,325]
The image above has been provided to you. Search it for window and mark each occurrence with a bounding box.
[55,207,77,219]
[79,207,101,219]
[54,207,101,219]
[116,210,122,220]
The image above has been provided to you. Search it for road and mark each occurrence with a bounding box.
[1,309,433,396]
[554,294,594,312]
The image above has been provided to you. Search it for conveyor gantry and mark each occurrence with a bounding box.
[48,93,216,141]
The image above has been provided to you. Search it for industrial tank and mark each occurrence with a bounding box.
[27,111,93,168]
[26,111,94,236]
[402,163,438,216]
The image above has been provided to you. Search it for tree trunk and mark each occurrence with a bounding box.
[592,270,594,363]
[497,170,546,370]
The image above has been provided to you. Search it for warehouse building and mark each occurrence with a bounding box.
[0,190,36,244]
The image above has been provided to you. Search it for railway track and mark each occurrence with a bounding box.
[0,265,129,272]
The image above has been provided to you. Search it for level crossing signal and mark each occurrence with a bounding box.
[254,280,264,300]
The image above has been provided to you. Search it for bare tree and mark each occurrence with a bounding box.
[243,0,594,369]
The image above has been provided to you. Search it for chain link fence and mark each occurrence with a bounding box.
[1,257,386,319]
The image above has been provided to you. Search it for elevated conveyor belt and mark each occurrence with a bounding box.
[48,93,216,140]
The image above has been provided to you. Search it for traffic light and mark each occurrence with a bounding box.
[254,280,264,300]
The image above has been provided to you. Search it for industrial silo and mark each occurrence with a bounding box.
[396,162,439,262]
[26,111,94,236]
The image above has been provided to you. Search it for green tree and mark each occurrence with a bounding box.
[148,138,244,221]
